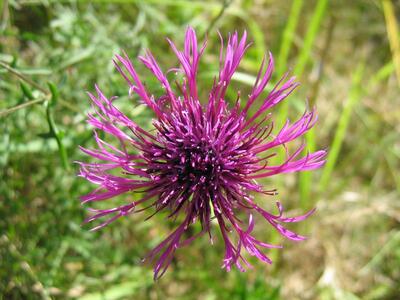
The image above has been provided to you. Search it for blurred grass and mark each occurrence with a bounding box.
[382,0,400,86]
[319,61,365,191]
[295,0,328,208]
[276,0,303,77]
[1,0,400,299]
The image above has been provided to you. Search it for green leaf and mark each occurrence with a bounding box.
[47,82,59,106]
[20,81,35,100]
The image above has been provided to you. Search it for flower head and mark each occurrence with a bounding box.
[79,27,326,279]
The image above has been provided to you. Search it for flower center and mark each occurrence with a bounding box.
[177,145,218,186]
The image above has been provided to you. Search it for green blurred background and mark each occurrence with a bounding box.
[1,0,400,299]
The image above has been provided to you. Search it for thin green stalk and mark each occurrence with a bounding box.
[299,14,335,208]
[271,1,327,265]
[275,0,304,129]
[382,0,400,86]
[385,151,400,195]
[271,0,304,178]
[276,0,304,77]
[319,62,365,191]
[45,102,69,170]
[204,0,233,37]
[293,0,329,76]
[370,61,394,85]
[293,0,328,208]
[1,0,10,32]
[277,0,328,128]
[360,230,400,273]
[0,98,46,117]
[319,60,394,192]
[45,84,70,171]
[277,0,329,126]
[275,1,329,210]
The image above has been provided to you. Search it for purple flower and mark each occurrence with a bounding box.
[78,27,326,279]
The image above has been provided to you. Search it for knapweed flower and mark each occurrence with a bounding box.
[79,27,326,279]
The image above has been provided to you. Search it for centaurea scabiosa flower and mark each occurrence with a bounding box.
[78,27,326,279]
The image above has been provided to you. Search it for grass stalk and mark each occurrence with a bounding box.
[382,0,400,87]
[299,14,335,208]
[276,0,304,77]
[269,1,304,268]
[275,0,304,129]
[0,98,46,117]
[319,62,365,191]
[276,0,328,127]
[293,0,329,77]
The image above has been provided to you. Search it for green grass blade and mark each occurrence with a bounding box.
[298,14,336,208]
[276,1,329,207]
[275,0,306,129]
[319,62,365,191]
[293,0,329,76]
[382,0,400,87]
[276,0,328,127]
[276,0,304,76]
